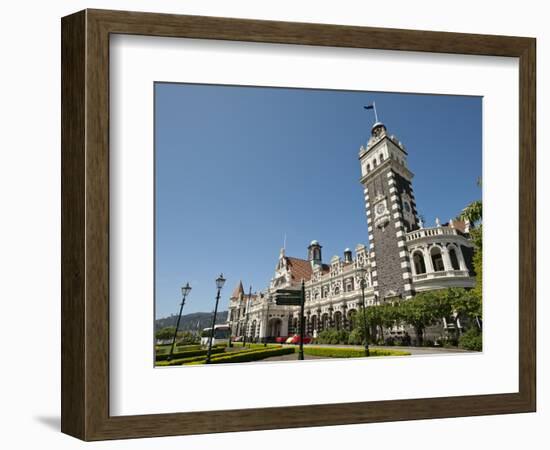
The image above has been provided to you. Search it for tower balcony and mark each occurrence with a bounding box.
[412,269,475,292]
[405,225,464,243]
[405,225,476,292]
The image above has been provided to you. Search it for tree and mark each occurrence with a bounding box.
[155,326,176,340]
[176,330,200,345]
[366,306,384,343]
[445,288,482,331]
[399,291,451,346]
[459,179,483,302]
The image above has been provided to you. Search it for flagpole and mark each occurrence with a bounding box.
[373,101,379,123]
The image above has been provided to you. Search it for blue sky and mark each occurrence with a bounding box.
[155,83,481,318]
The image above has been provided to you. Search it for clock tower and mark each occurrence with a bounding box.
[359,122,419,300]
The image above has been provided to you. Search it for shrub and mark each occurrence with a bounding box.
[156,344,201,354]
[459,328,482,351]
[155,346,224,362]
[348,329,363,345]
[316,328,350,345]
[177,331,200,345]
[232,342,281,349]
[200,347,295,364]
[156,355,211,366]
[369,349,410,357]
[304,346,410,358]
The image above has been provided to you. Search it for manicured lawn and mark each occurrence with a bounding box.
[303,346,410,358]
[155,344,411,366]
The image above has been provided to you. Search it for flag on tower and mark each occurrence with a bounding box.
[363,101,379,122]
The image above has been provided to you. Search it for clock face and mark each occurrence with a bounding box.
[376,203,386,215]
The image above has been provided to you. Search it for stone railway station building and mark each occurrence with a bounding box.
[227,121,476,343]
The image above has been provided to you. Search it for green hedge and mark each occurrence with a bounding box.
[155,344,202,354]
[155,346,225,363]
[459,328,482,351]
[231,342,281,349]
[315,329,351,345]
[368,349,410,357]
[304,347,410,358]
[189,347,296,365]
[156,355,210,366]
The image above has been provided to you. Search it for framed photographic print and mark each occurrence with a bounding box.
[61,9,536,441]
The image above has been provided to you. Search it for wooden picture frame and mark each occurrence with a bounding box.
[61,9,536,441]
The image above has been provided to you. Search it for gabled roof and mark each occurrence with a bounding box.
[285,257,314,282]
[231,281,244,299]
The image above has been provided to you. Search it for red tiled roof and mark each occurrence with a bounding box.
[450,219,468,233]
[285,257,313,282]
[231,281,244,299]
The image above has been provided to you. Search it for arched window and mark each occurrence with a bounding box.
[430,247,445,272]
[413,251,427,274]
[379,153,384,162]
[373,158,378,167]
[333,286,340,295]
[449,247,460,270]
[321,313,329,330]
[366,163,371,172]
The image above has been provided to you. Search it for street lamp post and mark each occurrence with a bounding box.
[227,320,233,348]
[206,273,226,364]
[264,296,271,347]
[357,267,370,357]
[242,286,252,347]
[167,282,192,361]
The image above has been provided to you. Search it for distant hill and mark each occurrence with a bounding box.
[155,311,228,332]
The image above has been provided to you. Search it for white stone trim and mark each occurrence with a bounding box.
[388,178,396,185]
[392,203,399,210]
[402,272,412,280]
[386,171,394,178]
[396,230,404,238]
[401,261,410,269]
[371,270,377,277]
[389,186,398,193]
[398,240,406,248]
[399,250,407,258]
[368,234,374,242]
[404,283,412,291]
[394,221,403,228]
[372,281,378,287]
[393,212,401,219]
[371,260,377,268]
[368,225,373,232]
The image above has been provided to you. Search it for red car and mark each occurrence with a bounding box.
[286,334,312,345]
